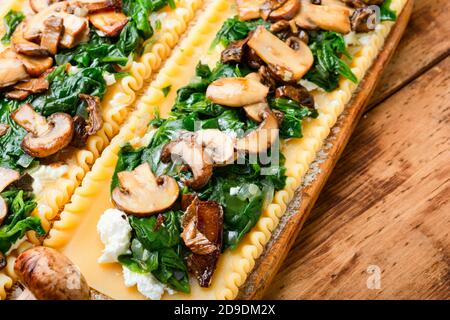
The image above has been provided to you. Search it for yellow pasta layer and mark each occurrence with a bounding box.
[43,0,407,300]
[0,0,204,298]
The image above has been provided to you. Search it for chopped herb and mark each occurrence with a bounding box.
[162,85,172,97]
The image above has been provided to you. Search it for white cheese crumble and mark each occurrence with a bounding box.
[97,209,132,263]
[6,237,27,255]
[344,31,359,46]
[299,79,321,92]
[122,267,175,300]
[30,164,69,194]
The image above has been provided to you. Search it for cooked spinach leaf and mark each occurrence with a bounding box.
[270,98,318,139]
[211,16,270,48]
[380,0,397,21]
[0,98,35,171]
[119,211,190,293]
[0,190,45,253]
[305,31,357,92]
[1,10,24,44]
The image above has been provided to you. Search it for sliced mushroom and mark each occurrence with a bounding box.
[0,124,10,138]
[295,0,352,34]
[258,65,278,91]
[220,37,249,64]
[0,196,7,226]
[0,58,30,88]
[236,0,265,21]
[14,246,90,300]
[0,48,53,78]
[181,198,219,255]
[58,13,89,49]
[30,0,53,13]
[260,0,287,20]
[89,10,128,37]
[194,129,235,165]
[0,251,6,270]
[70,116,88,148]
[161,137,213,190]
[40,15,64,55]
[78,0,122,13]
[183,197,223,287]
[243,101,270,123]
[206,77,269,107]
[0,167,20,192]
[23,2,70,41]
[248,26,313,82]
[11,103,74,158]
[340,0,366,8]
[112,163,179,216]
[12,23,50,57]
[244,72,261,83]
[351,6,378,33]
[236,109,279,154]
[275,84,315,109]
[79,94,103,135]
[6,76,50,100]
[268,0,300,21]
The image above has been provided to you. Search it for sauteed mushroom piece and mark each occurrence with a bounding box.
[236,0,265,21]
[89,10,128,37]
[236,109,279,154]
[194,129,235,165]
[12,24,50,57]
[295,0,352,34]
[40,15,64,55]
[275,84,315,109]
[206,77,269,107]
[112,163,179,216]
[0,48,53,78]
[79,94,103,135]
[248,26,313,82]
[268,0,300,21]
[351,6,378,33]
[14,246,90,300]
[161,136,213,190]
[11,103,74,158]
[0,58,29,88]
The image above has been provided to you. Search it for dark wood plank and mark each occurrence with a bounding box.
[237,0,414,300]
[265,57,450,300]
[368,0,450,107]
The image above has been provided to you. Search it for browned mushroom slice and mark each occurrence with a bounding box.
[23,2,70,41]
[30,0,52,13]
[236,109,279,154]
[236,0,265,21]
[0,58,29,88]
[341,0,366,7]
[5,90,30,101]
[6,77,50,100]
[275,84,315,109]
[14,246,90,300]
[206,77,269,107]
[78,0,122,13]
[243,101,270,123]
[248,26,313,82]
[0,124,10,138]
[0,167,21,192]
[58,13,89,49]
[194,129,235,165]
[295,0,352,34]
[40,15,64,55]
[268,0,300,21]
[11,103,74,158]
[183,198,223,287]
[70,116,88,147]
[79,94,103,135]
[260,0,287,20]
[0,48,53,77]
[111,163,179,216]
[89,10,128,37]
[161,137,213,190]
[0,251,6,270]
[220,37,249,64]
[351,6,378,33]
[12,23,50,57]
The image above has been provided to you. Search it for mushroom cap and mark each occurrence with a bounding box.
[236,109,279,154]
[194,129,235,165]
[14,246,90,300]
[21,112,74,158]
[112,163,180,216]
[0,167,20,192]
[0,58,29,88]
[89,10,129,37]
[161,138,214,190]
[206,77,269,107]
[248,26,314,82]
[243,101,270,123]
[268,0,301,21]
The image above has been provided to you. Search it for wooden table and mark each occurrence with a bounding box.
[264,0,450,300]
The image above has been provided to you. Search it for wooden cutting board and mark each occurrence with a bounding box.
[237,0,415,300]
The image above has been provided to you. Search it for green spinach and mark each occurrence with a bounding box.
[380,0,397,21]
[1,10,24,44]
[0,190,45,253]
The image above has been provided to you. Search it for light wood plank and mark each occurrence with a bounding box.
[369,0,450,106]
[265,57,450,300]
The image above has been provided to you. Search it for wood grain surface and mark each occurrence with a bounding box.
[264,0,450,300]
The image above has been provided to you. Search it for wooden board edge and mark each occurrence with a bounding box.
[236,0,415,300]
